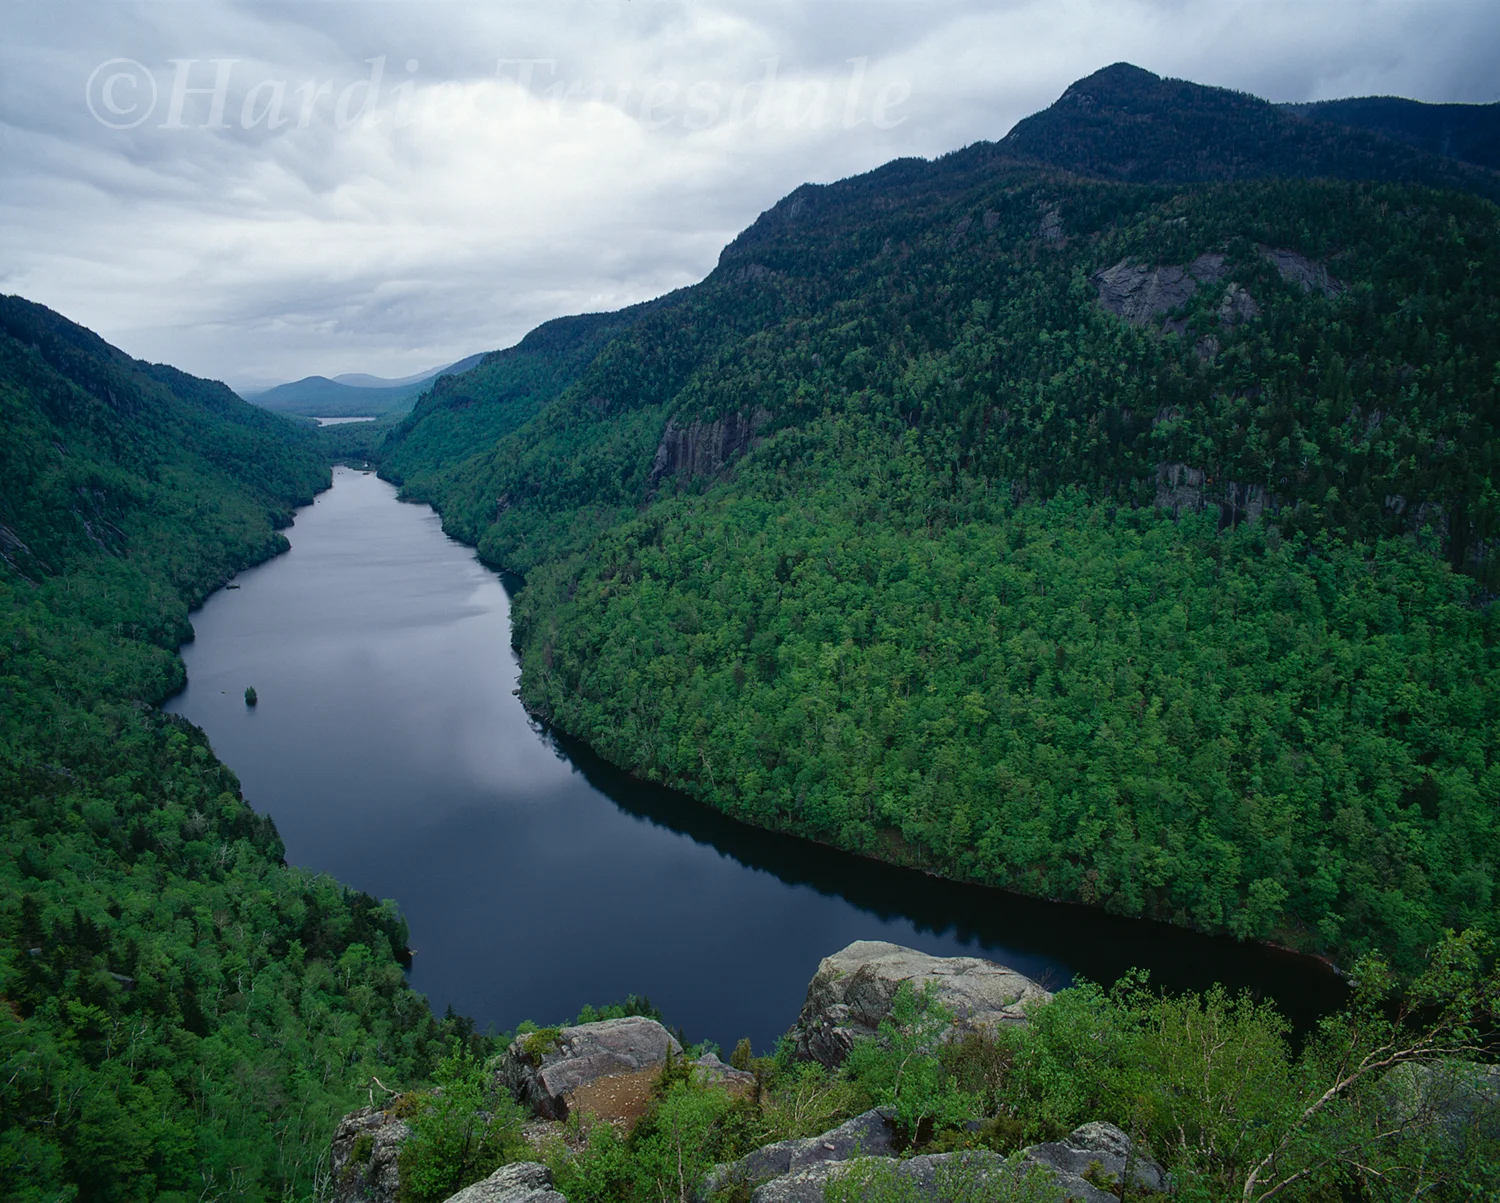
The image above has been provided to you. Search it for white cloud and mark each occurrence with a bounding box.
[0,0,1494,389]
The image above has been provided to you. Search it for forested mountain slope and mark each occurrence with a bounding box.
[1286,95,1500,172]
[382,300,675,497]
[998,62,1500,199]
[0,297,464,1202]
[381,66,1500,974]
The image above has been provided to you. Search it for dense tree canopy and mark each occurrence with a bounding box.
[0,297,469,1202]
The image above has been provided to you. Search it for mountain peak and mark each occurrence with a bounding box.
[1058,62,1166,101]
[1000,64,1500,198]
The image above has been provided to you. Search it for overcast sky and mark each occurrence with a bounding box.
[1,1,1496,391]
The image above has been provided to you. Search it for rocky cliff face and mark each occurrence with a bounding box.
[328,1099,413,1203]
[1092,253,1227,326]
[648,406,771,487]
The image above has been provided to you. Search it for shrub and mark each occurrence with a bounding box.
[841,981,981,1138]
[396,1041,527,1203]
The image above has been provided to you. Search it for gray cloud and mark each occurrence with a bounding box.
[1,0,1495,390]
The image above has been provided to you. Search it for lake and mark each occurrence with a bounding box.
[168,466,1347,1052]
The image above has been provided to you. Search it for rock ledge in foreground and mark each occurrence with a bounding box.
[790,940,1052,1067]
[440,1161,567,1203]
[500,1016,683,1120]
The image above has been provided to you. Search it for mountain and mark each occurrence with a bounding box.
[0,296,461,1200]
[384,303,676,502]
[247,352,489,417]
[334,352,487,389]
[995,62,1500,199]
[380,65,1500,973]
[1285,95,1500,171]
[247,373,427,416]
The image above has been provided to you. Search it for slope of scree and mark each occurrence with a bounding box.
[0,297,474,1203]
[380,66,1500,975]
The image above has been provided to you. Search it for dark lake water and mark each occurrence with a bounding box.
[168,466,1347,1052]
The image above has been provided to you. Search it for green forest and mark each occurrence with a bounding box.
[0,297,475,1201]
[382,96,1500,974]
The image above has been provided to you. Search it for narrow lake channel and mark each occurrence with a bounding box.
[168,466,1347,1052]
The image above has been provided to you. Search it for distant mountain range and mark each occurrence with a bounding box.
[243,351,488,417]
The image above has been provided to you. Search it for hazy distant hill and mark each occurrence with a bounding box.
[380,63,1500,973]
[246,351,487,417]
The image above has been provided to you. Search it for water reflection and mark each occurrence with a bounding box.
[169,467,1345,1052]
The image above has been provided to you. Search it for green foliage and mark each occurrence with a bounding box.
[1285,95,1500,173]
[843,983,981,1136]
[383,163,1500,972]
[0,298,466,1202]
[751,1059,862,1145]
[317,415,397,467]
[943,931,1497,1201]
[381,308,652,540]
[498,937,1494,1202]
[521,1028,563,1061]
[396,1042,526,1203]
[543,1077,741,1203]
[573,993,662,1027]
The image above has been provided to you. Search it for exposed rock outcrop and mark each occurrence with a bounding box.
[440,1162,567,1203]
[1156,463,1274,526]
[1262,247,1343,296]
[731,263,778,285]
[1221,480,1270,527]
[789,941,1051,1068]
[0,523,40,578]
[713,1120,1164,1203]
[500,1017,682,1121]
[1022,1121,1169,1200]
[1218,281,1260,327]
[329,1101,412,1203]
[699,1107,895,1199]
[1092,253,1226,326]
[690,1051,757,1091]
[1096,247,1341,333]
[1038,203,1064,245]
[648,406,771,486]
[1155,461,1206,515]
